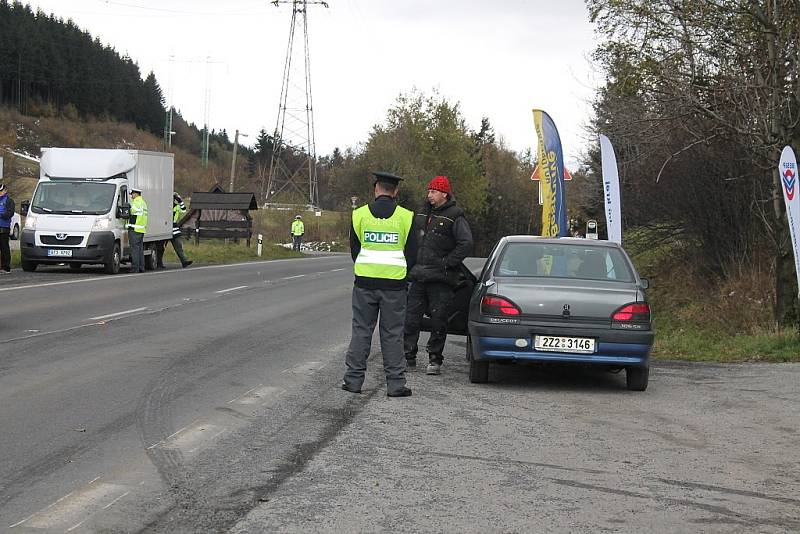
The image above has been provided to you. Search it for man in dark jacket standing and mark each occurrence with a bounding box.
[342,171,418,397]
[404,175,473,375]
[0,183,15,273]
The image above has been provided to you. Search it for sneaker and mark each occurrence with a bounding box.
[182,260,193,268]
[426,363,442,375]
[387,387,412,397]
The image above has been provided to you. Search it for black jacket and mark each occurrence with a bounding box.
[408,198,473,286]
[349,195,417,290]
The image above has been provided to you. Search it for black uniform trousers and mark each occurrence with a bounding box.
[0,228,10,271]
[403,281,454,364]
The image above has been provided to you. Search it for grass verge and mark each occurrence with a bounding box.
[7,240,302,269]
[160,240,301,264]
[651,315,800,363]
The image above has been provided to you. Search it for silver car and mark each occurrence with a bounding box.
[464,236,653,390]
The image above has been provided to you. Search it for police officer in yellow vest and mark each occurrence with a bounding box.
[156,192,193,269]
[342,172,417,397]
[291,215,305,251]
[126,187,147,273]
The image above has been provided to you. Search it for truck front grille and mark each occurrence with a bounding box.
[40,235,83,245]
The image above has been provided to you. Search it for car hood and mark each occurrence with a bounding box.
[491,277,640,323]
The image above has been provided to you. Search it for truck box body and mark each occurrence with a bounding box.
[38,148,174,241]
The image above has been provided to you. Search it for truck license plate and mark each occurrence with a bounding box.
[534,335,595,354]
[47,249,73,257]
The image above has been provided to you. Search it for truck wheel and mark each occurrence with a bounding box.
[104,243,121,275]
[144,247,156,271]
[626,366,649,391]
[21,259,37,272]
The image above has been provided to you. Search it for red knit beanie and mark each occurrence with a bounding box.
[427,175,451,193]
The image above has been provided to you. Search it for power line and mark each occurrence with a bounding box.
[96,0,269,16]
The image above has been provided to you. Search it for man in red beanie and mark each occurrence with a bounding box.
[404,175,473,375]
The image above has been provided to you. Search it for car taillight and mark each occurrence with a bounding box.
[481,295,521,316]
[612,303,650,322]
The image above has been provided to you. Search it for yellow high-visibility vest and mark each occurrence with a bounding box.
[352,204,413,280]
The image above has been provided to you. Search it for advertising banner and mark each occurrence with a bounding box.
[533,109,568,237]
[599,134,622,244]
[779,146,800,296]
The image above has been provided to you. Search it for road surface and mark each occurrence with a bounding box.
[1,256,798,533]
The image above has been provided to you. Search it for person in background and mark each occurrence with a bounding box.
[342,171,417,398]
[291,215,305,251]
[156,192,193,269]
[0,183,15,273]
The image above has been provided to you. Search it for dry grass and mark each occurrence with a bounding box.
[0,107,238,199]
[627,229,799,362]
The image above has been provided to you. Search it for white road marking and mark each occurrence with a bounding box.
[227,384,263,404]
[66,518,87,532]
[87,307,147,321]
[146,421,194,450]
[282,361,326,375]
[215,285,248,294]
[8,490,76,528]
[282,275,305,280]
[329,268,345,272]
[101,491,130,510]
[0,256,332,293]
[150,422,226,454]
[228,385,284,405]
[22,483,128,530]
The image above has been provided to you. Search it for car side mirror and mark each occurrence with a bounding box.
[117,203,131,219]
[639,278,650,290]
[20,200,30,216]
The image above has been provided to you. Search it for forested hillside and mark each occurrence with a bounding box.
[0,0,163,133]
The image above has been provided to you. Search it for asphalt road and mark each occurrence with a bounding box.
[1,256,798,533]
[0,255,357,532]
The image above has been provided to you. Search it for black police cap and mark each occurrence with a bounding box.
[372,171,404,186]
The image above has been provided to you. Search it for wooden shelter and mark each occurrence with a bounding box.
[179,184,259,246]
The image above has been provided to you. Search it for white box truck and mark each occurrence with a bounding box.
[20,148,174,274]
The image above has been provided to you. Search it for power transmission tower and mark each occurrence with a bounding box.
[264,0,327,210]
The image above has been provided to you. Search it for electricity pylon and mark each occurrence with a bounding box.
[264,0,327,210]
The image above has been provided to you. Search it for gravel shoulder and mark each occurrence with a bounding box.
[232,341,800,533]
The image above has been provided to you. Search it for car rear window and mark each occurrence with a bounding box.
[495,242,635,282]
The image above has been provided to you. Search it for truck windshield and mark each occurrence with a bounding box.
[31,182,117,215]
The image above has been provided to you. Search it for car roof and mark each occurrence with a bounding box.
[500,235,622,249]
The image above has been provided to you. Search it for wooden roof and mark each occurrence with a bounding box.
[188,192,258,210]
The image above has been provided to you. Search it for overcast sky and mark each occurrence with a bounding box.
[26,0,602,167]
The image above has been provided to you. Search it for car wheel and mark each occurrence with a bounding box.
[467,337,489,383]
[21,260,37,272]
[11,223,20,240]
[104,243,120,275]
[626,366,649,391]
